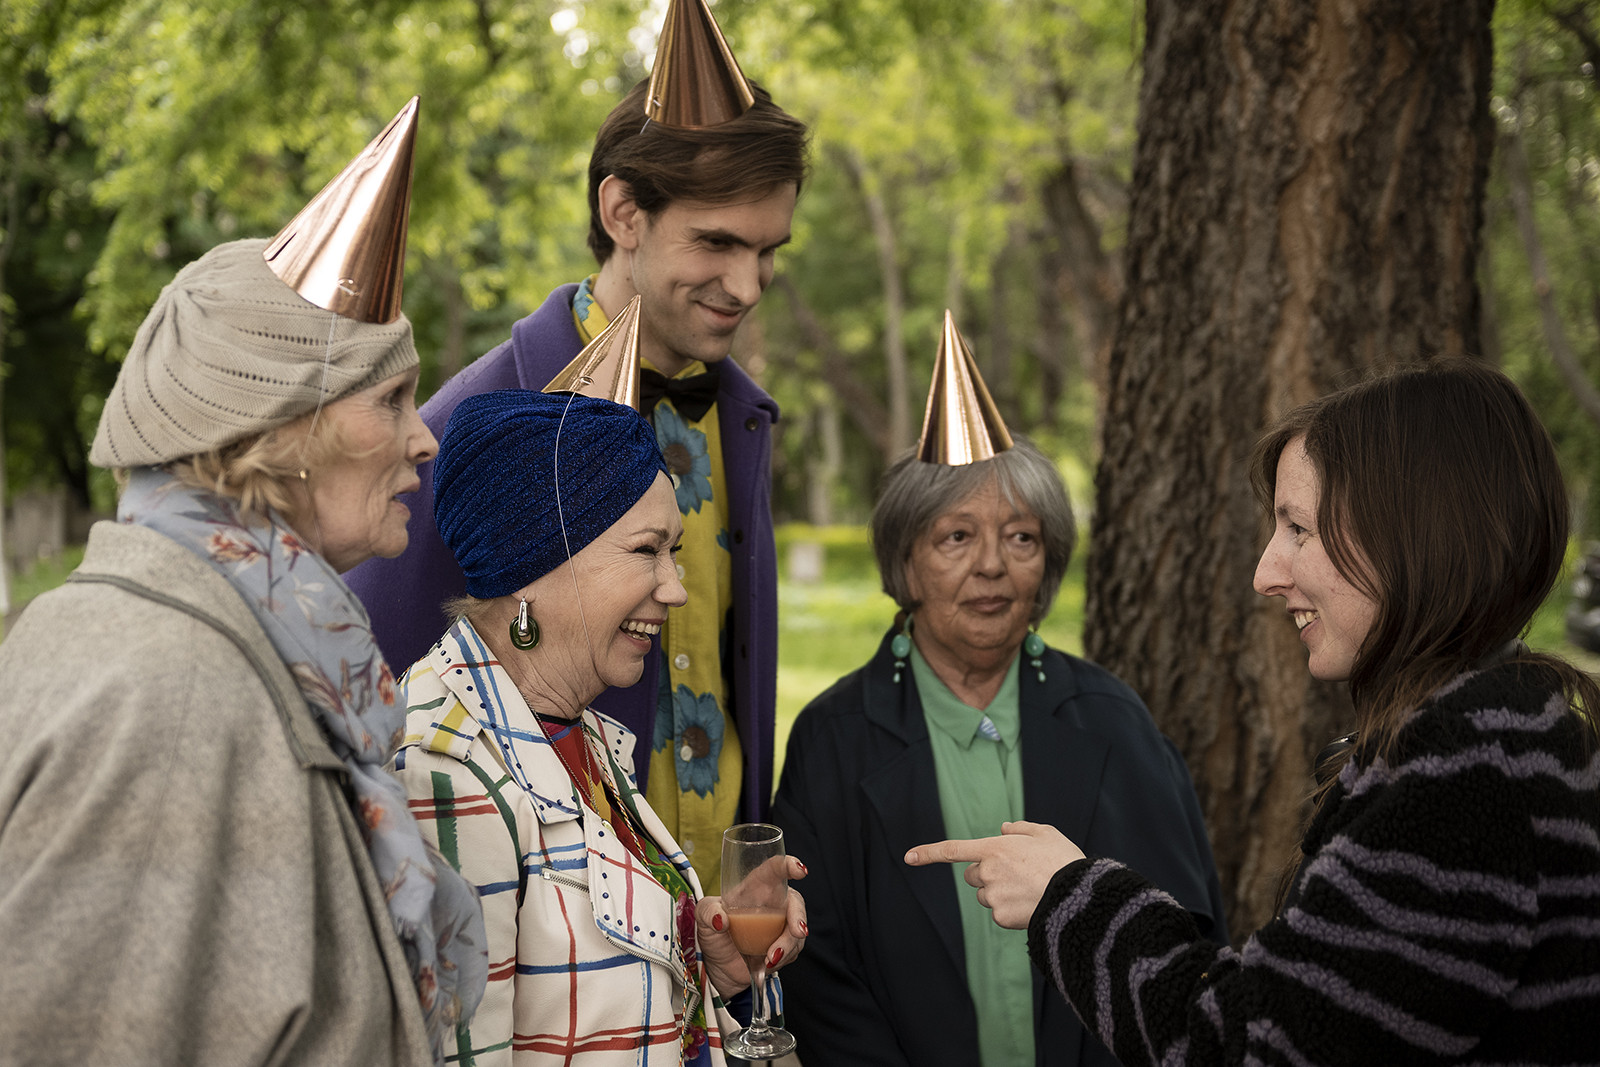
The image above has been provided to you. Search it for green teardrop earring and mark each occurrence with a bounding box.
[510,596,540,650]
[891,618,912,684]
[1023,630,1046,682]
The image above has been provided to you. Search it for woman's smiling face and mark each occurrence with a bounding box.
[525,472,687,701]
[1253,437,1379,682]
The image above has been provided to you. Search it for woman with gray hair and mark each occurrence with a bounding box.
[0,105,484,1067]
[770,315,1227,1067]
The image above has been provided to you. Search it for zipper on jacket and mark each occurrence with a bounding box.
[541,863,682,972]
[540,867,590,894]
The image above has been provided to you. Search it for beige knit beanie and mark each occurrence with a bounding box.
[90,237,419,469]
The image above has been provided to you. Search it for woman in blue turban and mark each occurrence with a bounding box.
[391,389,806,1066]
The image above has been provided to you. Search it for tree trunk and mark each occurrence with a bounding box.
[1040,158,1121,390]
[1479,195,1504,367]
[986,211,1026,428]
[806,400,842,526]
[433,264,469,384]
[839,146,912,462]
[1084,0,1495,941]
[772,274,891,455]
[1030,246,1070,433]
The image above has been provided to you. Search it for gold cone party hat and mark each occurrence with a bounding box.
[263,97,419,324]
[645,0,755,128]
[542,294,643,410]
[917,310,1014,465]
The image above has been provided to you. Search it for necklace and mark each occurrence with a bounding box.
[536,710,605,809]
[536,710,652,861]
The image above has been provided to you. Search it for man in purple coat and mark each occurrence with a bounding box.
[347,77,809,890]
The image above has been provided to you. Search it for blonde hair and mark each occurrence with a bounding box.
[441,593,497,627]
[130,409,357,524]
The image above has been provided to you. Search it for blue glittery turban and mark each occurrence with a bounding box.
[434,390,668,599]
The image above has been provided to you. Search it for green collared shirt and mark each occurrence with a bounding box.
[910,642,1035,1067]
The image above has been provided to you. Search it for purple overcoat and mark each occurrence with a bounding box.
[346,284,781,820]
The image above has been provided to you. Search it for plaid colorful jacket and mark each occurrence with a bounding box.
[394,620,733,1066]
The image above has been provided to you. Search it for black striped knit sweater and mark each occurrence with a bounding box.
[1026,662,1600,1065]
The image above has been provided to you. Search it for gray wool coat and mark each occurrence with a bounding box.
[0,521,433,1066]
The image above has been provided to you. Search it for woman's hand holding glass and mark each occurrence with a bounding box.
[697,825,807,1057]
[696,857,807,994]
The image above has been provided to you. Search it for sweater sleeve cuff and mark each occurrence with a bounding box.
[1027,856,1102,973]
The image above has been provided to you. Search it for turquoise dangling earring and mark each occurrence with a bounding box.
[510,596,540,650]
[1023,629,1046,683]
[891,617,912,684]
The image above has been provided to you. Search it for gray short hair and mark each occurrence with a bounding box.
[870,435,1077,623]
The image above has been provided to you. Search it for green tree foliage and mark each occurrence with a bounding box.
[1487,0,1600,534]
[723,0,1141,520]
[1,2,118,509]
[1,0,668,509]
[3,0,1593,535]
[4,0,1143,526]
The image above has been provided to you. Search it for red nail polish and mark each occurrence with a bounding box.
[800,920,809,936]
[768,947,784,968]
[712,913,724,931]
[797,860,808,875]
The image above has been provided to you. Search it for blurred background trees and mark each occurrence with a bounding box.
[4,0,1599,929]
[1,0,1146,522]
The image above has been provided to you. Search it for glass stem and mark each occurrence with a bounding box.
[747,964,770,1035]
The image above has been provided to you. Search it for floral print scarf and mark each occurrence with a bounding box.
[119,467,487,1063]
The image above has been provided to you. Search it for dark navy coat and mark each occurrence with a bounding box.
[772,629,1228,1066]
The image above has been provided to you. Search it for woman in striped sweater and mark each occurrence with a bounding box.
[907,359,1600,1065]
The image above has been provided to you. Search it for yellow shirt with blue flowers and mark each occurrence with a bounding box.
[574,278,742,894]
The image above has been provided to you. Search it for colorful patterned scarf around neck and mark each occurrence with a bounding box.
[119,467,486,1063]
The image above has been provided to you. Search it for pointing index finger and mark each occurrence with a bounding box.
[904,838,992,866]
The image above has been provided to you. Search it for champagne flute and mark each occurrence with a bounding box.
[720,823,797,1060]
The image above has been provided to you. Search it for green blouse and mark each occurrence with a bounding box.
[910,642,1036,1067]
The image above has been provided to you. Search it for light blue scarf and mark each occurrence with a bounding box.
[120,467,486,1062]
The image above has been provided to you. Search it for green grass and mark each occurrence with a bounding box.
[1527,539,1600,672]
[2,545,86,638]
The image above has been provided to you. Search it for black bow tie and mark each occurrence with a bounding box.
[640,367,720,422]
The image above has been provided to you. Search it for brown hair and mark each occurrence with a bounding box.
[1251,358,1599,768]
[585,78,811,263]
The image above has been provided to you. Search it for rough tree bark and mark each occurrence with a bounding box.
[1084,0,1496,939]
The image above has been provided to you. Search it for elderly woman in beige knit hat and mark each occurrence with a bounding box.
[0,102,486,1067]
